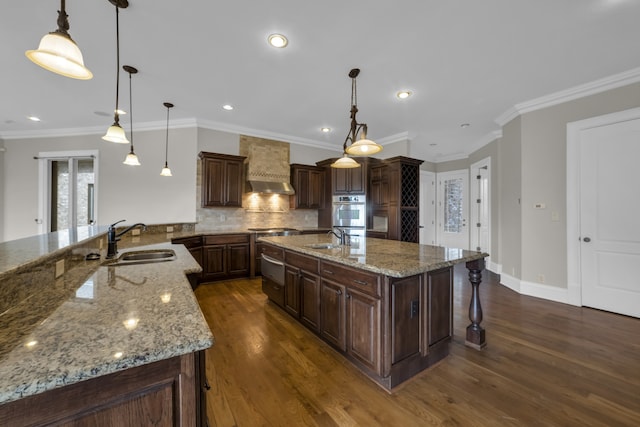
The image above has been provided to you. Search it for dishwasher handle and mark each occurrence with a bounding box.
[261,253,284,267]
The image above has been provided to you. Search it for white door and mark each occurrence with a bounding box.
[437,170,469,249]
[470,158,491,258]
[580,119,640,318]
[419,171,436,245]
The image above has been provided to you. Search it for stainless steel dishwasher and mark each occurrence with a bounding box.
[261,253,285,307]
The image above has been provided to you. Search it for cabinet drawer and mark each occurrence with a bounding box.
[261,244,284,261]
[285,251,319,274]
[262,278,284,308]
[203,234,249,245]
[320,260,381,297]
[172,236,202,249]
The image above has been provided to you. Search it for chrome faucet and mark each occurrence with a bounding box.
[106,220,147,259]
[328,228,351,246]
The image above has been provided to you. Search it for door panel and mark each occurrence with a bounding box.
[437,170,469,249]
[580,119,640,317]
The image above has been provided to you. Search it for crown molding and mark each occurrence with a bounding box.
[377,131,410,145]
[0,118,198,140]
[495,66,640,126]
[195,118,339,151]
[465,130,502,156]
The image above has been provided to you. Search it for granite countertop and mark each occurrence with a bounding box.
[259,234,488,278]
[0,242,213,404]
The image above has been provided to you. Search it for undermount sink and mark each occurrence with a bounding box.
[304,243,341,250]
[103,249,176,266]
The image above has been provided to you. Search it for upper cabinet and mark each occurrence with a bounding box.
[199,152,246,208]
[330,158,368,195]
[290,164,325,209]
[383,157,423,242]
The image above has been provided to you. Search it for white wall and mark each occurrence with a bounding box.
[2,127,198,241]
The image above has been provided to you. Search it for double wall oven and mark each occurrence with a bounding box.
[332,195,366,240]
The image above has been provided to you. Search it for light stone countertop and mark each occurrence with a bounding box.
[259,234,488,277]
[0,242,213,404]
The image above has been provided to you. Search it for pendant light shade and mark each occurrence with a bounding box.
[25,0,92,80]
[103,123,129,144]
[103,0,130,143]
[331,154,361,169]
[122,65,140,166]
[160,102,174,177]
[331,68,382,168]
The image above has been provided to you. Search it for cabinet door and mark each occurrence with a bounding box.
[201,157,225,207]
[348,166,365,194]
[320,279,347,351]
[308,169,324,209]
[427,267,453,347]
[300,271,321,332]
[370,165,389,208]
[295,169,311,209]
[332,168,349,195]
[284,266,301,318]
[227,243,249,276]
[347,288,381,373]
[203,245,226,279]
[224,160,243,207]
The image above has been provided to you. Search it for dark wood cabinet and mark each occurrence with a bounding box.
[259,242,454,390]
[290,164,325,209]
[199,152,246,207]
[320,278,347,351]
[332,160,366,194]
[370,156,423,243]
[202,234,249,281]
[0,352,207,427]
[369,163,390,209]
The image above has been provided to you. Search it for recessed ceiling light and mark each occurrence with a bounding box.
[116,109,127,115]
[222,104,234,111]
[460,123,470,128]
[268,34,288,48]
[396,91,412,99]
[27,116,41,122]
[429,143,438,146]
[321,127,331,133]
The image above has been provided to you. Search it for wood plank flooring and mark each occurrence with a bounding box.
[194,265,640,426]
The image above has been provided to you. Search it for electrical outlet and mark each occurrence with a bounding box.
[55,259,65,278]
[166,226,174,233]
[538,274,545,283]
[551,211,560,222]
[131,228,141,236]
[410,300,419,319]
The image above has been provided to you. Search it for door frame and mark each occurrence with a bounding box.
[37,150,99,234]
[419,170,436,245]
[566,107,640,306]
[436,169,469,249]
[469,157,491,265]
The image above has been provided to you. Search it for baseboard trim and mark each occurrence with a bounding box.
[494,266,580,307]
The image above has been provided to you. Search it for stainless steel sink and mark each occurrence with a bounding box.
[304,243,341,250]
[103,249,176,266]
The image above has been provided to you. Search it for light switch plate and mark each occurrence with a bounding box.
[55,259,65,278]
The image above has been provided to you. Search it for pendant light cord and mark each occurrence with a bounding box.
[113,5,121,124]
[128,70,134,151]
[164,107,170,165]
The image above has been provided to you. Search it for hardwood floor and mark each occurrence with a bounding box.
[194,265,640,426]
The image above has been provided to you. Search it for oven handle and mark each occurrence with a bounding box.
[261,253,284,267]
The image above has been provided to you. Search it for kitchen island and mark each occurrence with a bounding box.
[0,229,213,426]
[259,234,488,390]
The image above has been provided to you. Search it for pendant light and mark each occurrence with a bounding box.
[102,0,130,143]
[25,0,93,80]
[122,65,140,166]
[160,102,174,177]
[331,68,382,168]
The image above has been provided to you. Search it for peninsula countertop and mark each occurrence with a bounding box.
[259,234,488,278]
[0,242,213,404]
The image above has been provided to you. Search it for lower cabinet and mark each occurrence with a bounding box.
[320,279,347,350]
[202,234,250,281]
[0,351,208,426]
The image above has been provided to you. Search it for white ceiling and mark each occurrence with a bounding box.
[2,0,640,162]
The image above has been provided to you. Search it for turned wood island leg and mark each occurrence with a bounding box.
[465,258,487,350]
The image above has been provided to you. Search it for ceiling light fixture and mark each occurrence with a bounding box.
[160,102,174,177]
[321,127,331,133]
[332,68,382,168]
[222,104,234,111]
[25,0,93,80]
[28,116,41,122]
[268,34,288,48]
[397,90,412,99]
[102,0,130,144]
[122,65,140,166]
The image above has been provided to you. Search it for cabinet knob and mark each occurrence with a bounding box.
[336,289,342,296]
